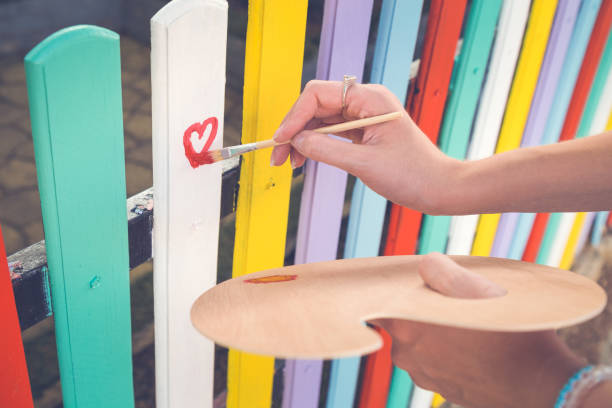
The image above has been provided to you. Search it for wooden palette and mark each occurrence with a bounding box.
[191,256,606,359]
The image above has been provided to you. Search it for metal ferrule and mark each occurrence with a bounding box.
[226,142,258,158]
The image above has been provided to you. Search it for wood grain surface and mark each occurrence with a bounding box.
[192,256,606,359]
[227,1,308,406]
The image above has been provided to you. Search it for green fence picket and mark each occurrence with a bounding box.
[25,25,134,408]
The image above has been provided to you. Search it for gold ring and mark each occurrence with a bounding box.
[342,75,357,110]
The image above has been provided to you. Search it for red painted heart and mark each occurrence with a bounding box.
[183,117,218,168]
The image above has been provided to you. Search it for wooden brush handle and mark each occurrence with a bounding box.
[251,111,402,152]
[314,111,402,134]
[254,139,288,149]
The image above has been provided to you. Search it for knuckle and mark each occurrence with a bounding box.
[298,134,318,154]
[363,83,392,101]
[304,79,323,93]
[367,83,387,93]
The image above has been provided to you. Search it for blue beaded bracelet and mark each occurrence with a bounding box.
[554,365,594,408]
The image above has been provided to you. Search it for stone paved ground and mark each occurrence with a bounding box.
[0,54,41,256]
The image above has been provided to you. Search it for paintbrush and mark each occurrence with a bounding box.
[202,111,402,164]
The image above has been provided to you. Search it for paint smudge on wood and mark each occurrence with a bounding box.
[244,275,298,284]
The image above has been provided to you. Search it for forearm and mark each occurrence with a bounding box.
[437,132,612,215]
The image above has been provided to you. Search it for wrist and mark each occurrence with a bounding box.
[423,157,469,216]
[530,338,585,408]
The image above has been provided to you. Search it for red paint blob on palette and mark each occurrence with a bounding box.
[244,274,298,284]
[183,117,218,168]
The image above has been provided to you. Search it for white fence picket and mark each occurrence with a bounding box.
[151,0,228,406]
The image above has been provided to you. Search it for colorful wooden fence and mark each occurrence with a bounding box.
[388,3,470,406]
[525,0,612,263]
[4,1,612,408]
[491,0,581,260]
[447,0,531,256]
[471,0,559,257]
[534,0,606,268]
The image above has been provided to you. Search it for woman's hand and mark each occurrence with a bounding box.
[374,253,586,408]
[270,80,458,213]
[271,80,612,214]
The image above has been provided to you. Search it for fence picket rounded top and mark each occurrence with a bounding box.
[25,25,118,64]
[151,0,227,26]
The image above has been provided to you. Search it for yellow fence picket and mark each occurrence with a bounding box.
[227,1,308,407]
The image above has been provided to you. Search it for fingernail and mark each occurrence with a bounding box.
[290,155,297,169]
[270,153,277,167]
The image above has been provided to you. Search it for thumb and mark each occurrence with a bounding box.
[418,253,506,299]
[291,130,368,175]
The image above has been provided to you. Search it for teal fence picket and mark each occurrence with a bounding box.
[25,25,134,408]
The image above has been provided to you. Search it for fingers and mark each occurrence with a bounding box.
[270,144,308,168]
[273,80,401,143]
[273,80,347,143]
[290,150,306,169]
[270,143,291,167]
[418,253,507,299]
[289,130,368,175]
[270,81,406,167]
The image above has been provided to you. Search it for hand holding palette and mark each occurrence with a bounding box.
[191,255,606,359]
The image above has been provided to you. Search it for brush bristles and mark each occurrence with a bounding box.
[207,149,225,163]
